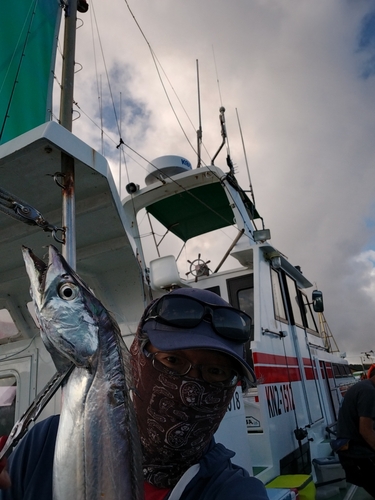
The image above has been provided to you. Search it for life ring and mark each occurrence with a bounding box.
[367,364,375,379]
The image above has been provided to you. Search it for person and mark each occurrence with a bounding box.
[0,287,268,499]
[335,363,375,498]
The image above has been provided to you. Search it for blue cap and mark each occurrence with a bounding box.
[142,288,256,383]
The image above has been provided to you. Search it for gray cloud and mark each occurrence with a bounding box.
[66,0,375,362]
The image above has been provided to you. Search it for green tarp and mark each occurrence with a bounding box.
[0,0,61,145]
[147,183,260,242]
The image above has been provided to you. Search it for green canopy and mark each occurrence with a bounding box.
[0,0,61,144]
[147,182,260,242]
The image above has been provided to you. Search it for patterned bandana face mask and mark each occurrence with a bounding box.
[130,330,236,488]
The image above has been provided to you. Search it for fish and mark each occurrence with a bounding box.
[22,245,144,500]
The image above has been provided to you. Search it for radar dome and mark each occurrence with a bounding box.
[145,155,192,186]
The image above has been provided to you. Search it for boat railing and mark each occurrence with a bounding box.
[325,422,337,439]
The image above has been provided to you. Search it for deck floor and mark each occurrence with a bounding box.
[349,487,373,500]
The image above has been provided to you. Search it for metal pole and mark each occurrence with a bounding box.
[59,0,77,269]
[196,60,202,168]
[213,229,244,273]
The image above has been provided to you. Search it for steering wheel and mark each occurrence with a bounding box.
[186,254,211,281]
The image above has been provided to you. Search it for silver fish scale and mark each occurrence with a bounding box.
[23,245,144,500]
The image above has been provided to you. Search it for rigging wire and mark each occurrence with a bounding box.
[72,98,235,237]
[212,45,223,108]
[88,0,121,139]
[72,95,243,243]
[87,0,131,190]
[119,91,123,197]
[80,0,208,195]
[74,89,256,246]
[88,1,104,153]
[118,91,131,197]
[121,0,211,162]
[0,1,35,96]
[85,0,199,161]
[75,0,223,184]
[120,138,256,240]
[70,0,258,247]
[236,108,256,208]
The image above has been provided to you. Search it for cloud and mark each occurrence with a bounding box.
[57,0,375,360]
[357,9,375,78]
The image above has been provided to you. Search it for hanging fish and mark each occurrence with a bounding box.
[22,245,143,500]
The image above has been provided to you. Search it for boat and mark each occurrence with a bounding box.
[0,1,363,498]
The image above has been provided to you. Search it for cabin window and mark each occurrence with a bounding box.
[300,293,319,333]
[271,269,287,322]
[285,276,304,327]
[284,276,318,332]
[227,275,254,369]
[342,365,351,376]
[238,289,254,318]
[0,309,18,340]
[227,275,254,320]
[0,375,17,436]
[333,363,351,378]
[333,364,343,378]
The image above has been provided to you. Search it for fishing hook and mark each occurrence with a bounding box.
[52,172,66,189]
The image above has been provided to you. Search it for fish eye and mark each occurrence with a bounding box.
[58,283,78,301]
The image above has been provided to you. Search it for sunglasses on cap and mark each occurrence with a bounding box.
[143,294,251,343]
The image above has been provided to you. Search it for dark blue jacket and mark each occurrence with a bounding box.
[180,440,268,500]
[0,415,268,500]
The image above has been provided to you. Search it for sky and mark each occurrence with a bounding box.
[55,0,375,364]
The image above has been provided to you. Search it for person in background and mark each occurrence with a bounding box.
[336,363,375,498]
[0,288,268,500]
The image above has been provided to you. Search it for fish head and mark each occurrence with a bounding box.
[22,245,101,373]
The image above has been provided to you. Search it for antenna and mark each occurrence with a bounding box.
[212,45,223,106]
[211,107,227,165]
[100,75,103,154]
[211,47,233,170]
[119,91,122,197]
[196,60,202,168]
[236,108,256,207]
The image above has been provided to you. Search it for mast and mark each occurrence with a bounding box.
[59,0,78,269]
